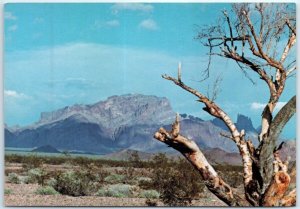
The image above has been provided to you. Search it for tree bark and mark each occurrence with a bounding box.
[154,114,248,206]
[259,95,296,193]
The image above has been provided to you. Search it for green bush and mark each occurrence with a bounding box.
[24,168,48,185]
[138,177,153,190]
[35,186,59,195]
[139,190,160,199]
[150,154,205,206]
[53,170,98,196]
[7,173,21,184]
[22,154,44,170]
[104,174,125,184]
[4,188,13,195]
[96,184,133,198]
[45,177,57,187]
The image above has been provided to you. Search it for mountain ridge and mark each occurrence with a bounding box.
[5,94,292,156]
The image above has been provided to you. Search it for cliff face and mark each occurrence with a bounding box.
[5,94,279,155]
[5,94,175,153]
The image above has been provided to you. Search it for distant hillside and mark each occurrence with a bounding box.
[6,93,292,157]
[32,145,60,153]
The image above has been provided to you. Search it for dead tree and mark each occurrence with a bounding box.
[154,3,296,206]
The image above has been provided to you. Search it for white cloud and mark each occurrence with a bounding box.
[251,102,287,112]
[93,19,120,29]
[251,102,265,110]
[105,20,120,27]
[111,3,153,14]
[4,90,29,99]
[4,12,17,20]
[8,24,18,32]
[139,19,158,30]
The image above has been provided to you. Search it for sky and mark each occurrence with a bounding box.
[4,3,296,139]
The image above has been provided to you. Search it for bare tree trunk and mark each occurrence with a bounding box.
[258,96,296,193]
[154,114,249,206]
[154,3,296,207]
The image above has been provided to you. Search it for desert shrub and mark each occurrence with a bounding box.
[150,154,205,206]
[45,177,57,187]
[137,177,152,182]
[53,170,98,196]
[24,168,48,185]
[104,174,125,184]
[35,186,59,195]
[96,184,133,198]
[128,151,143,168]
[221,171,243,188]
[145,198,158,206]
[7,173,21,184]
[124,166,135,180]
[22,154,44,170]
[215,165,243,188]
[4,188,13,195]
[139,190,160,199]
[138,177,153,190]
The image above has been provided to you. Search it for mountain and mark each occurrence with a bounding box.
[211,114,257,134]
[5,94,288,155]
[32,145,61,153]
[203,148,242,165]
[5,94,175,154]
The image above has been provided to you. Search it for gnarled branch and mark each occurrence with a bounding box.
[262,150,291,206]
[259,95,296,193]
[154,115,248,206]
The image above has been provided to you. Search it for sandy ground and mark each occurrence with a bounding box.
[4,183,226,207]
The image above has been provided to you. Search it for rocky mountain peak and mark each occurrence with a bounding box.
[235,114,257,133]
[38,94,175,130]
[211,113,257,134]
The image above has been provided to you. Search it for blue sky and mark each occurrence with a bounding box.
[4,3,296,139]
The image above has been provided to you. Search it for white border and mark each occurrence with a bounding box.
[0,1,298,209]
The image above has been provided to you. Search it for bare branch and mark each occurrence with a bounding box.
[154,116,248,206]
[220,132,233,140]
[285,18,296,36]
[223,10,235,51]
[177,62,182,82]
[280,34,296,63]
[162,73,240,139]
[242,9,283,71]
[286,65,296,76]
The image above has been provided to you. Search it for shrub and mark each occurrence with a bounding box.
[96,184,133,198]
[104,174,125,184]
[45,177,57,187]
[7,173,21,184]
[35,186,59,195]
[128,151,142,168]
[24,168,48,185]
[53,170,98,196]
[139,190,160,199]
[4,188,13,195]
[22,154,43,170]
[138,177,153,190]
[150,154,205,206]
[145,198,158,206]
